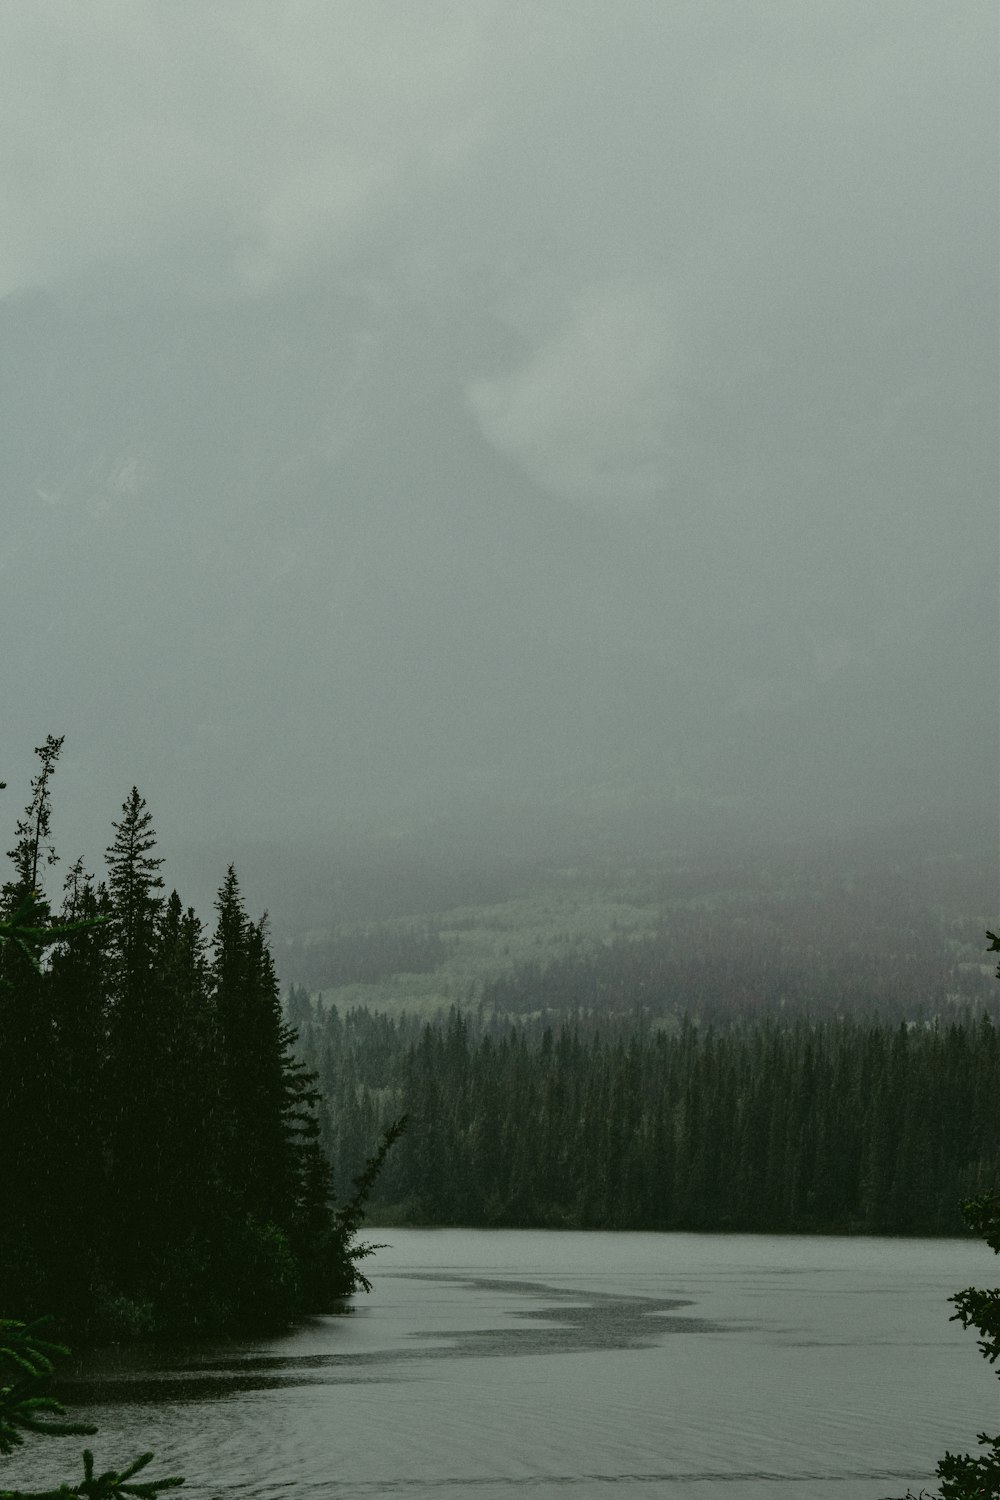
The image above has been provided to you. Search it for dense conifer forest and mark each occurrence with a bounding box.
[295,999,1000,1237]
[0,738,390,1340]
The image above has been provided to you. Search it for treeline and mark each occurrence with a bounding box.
[295,999,1000,1236]
[280,922,448,992]
[0,738,383,1340]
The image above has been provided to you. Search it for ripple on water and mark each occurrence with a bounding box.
[5,1231,991,1500]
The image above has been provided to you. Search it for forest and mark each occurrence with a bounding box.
[294,995,1000,1238]
[0,737,391,1340]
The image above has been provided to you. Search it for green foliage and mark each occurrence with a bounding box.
[0,1320,93,1457]
[330,1116,408,1295]
[86,1297,158,1346]
[224,1220,301,1327]
[0,888,103,965]
[952,1283,1000,1368]
[4,736,64,897]
[0,1317,183,1500]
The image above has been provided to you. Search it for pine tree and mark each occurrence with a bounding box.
[0,741,67,1314]
[105,788,164,1010]
[103,790,167,1295]
[3,736,64,899]
[41,862,114,1318]
[139,891,224,1322]
[211,871,291,1225]
[209,868,343,1321]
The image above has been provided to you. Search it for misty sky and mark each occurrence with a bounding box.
[1,2,997,896]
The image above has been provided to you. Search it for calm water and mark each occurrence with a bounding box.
[7,1231,997,1499]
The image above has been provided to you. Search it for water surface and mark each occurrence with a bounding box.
[8,1231,996,1499]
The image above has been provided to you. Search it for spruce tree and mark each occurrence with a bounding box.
[4,736,64,899]
[103,790,167,1296]
[140,891,222,1323]
[42,862,114,1319]
[210,868,327,1321]
[0,741,66,1315]
[211,869,289,1225]
[105,788,164,1010]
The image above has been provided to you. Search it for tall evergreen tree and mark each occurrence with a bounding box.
[102,790,168,1294]
[212,870,287,1223]
[105,788,164,1011]
[140,891,222,1322]
[0,740,66,1314]
[210,868,333,1321]
[4,735,64,900]
[43,862,114,1318]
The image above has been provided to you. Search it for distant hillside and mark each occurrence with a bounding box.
[274,828,998,1021]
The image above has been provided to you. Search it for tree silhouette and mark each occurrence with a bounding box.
[0,1317,183,1500]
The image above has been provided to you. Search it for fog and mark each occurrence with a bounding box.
[1,2,996,920]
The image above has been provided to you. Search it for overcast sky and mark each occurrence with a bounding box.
[1,1,996,905]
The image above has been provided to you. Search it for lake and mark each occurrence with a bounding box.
[6,1230,997,1499]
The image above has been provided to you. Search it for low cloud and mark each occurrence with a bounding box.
[467,278,685,510]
